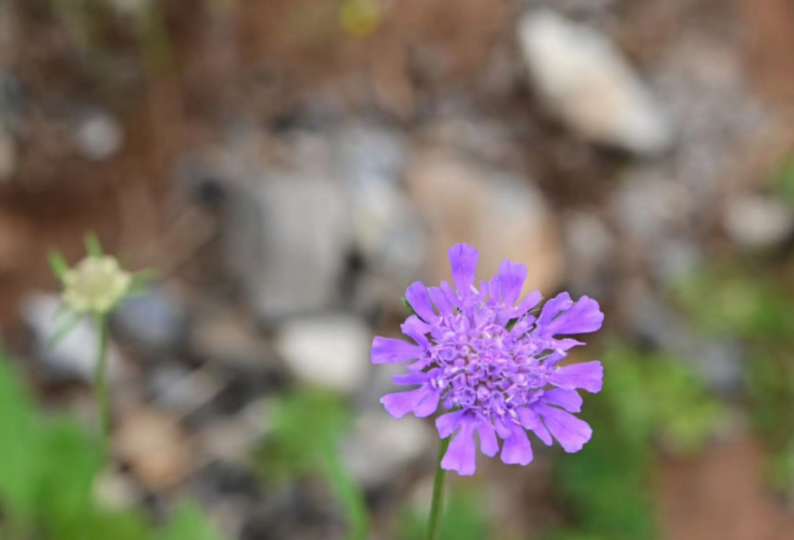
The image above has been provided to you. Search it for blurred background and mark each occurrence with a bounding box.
[1,0,794,539]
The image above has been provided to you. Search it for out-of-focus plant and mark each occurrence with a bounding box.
[673,257,794,493]
[257,390,369,540]
[553,343,723,540]
[398,490,490,540]
[0,351,224,540]
[49,234,152,455]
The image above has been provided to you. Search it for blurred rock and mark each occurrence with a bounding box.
[336,125,426,283]
[219,136,353,321]
[21,292,122,382]
[518,10,672,155]
[724,195,794,249]
[562,211,614,295]
[115,408,194,490]
[150,366,223,415]
[198,399,266,463]
[274,315,370,393]
[113,286,187,352]
[94,469,141,510]
[73,110,124,161]
[406,150,562,294]
[344,412,430,487]
[612,178,690,242]
[0,125,15,181]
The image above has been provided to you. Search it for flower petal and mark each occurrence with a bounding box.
[448,244,479,297]
[549,361,604,393]
[401,315,432,348]
[391,371,430,386]
[441,420,477,475]
[501,423,533,465]
[371,337,423,364]
[381,386,439,418]
[518,408,552,445]
[428,287,454,317]
[494,260,528,306]
[535,403,593,453]
[545,296,604,336]
[405,282,439,324]
[542,388,583,413]
[477,420,499,457]
[436,410,466,438]
[537,292,573,328]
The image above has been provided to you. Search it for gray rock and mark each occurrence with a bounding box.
[113,286,187,352]
[73,110,124,161]
[344,411,431,487]
[219,134,353,321]
[724,195,794,249]
[20,292,123,382]
[273,315,371,393]
[518,9,672,155]
[335,125,426,283]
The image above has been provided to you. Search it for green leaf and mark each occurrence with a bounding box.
[48,251,69,281]
[84,232,103,257]
[158,501,224,540]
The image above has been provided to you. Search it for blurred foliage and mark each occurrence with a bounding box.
[257,390,368,540]
[398,490,490,540]
[0,353,224,540]
[774,154,794,209]
[673,256,794,493]
[552,343,723,540]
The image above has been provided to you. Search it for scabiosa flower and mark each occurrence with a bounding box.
[61,255,132,314]
[371,244,604,475]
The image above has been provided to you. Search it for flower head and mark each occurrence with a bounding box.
[62,255,132,314]
[371,244,604,475]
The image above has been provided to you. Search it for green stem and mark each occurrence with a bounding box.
[427,437,451,540]
[320,437,369,540]
[93,313,110,459]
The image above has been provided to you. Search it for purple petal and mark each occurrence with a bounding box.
[428,287,454,317]
[371,337,423,364]
[542,388,583,413]
[436,410,467,438]
[477,420,499,457]
[520,408,552,446]
[392,371,430,386]
[535,403,593,453]
[405,282,440,324]
[401,315,432,348]
[448,244,479,297]
[545,296,604,336]
[537,292,573,328]
[441,421,477,476]
[440,281,460,308]
[494,260,528,306]
[501,423,533,465]
[549,361,604,393]
[413,389,441,418]
[381,386,439,418]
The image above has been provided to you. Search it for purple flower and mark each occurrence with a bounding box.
[371,244,604,475]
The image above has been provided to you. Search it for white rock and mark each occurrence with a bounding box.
[724,195,794,249]
[74,111,124,161]
[344,412,430,487]
[518,10,672,155]
[21,292,122,382]
[274,315,370,393]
